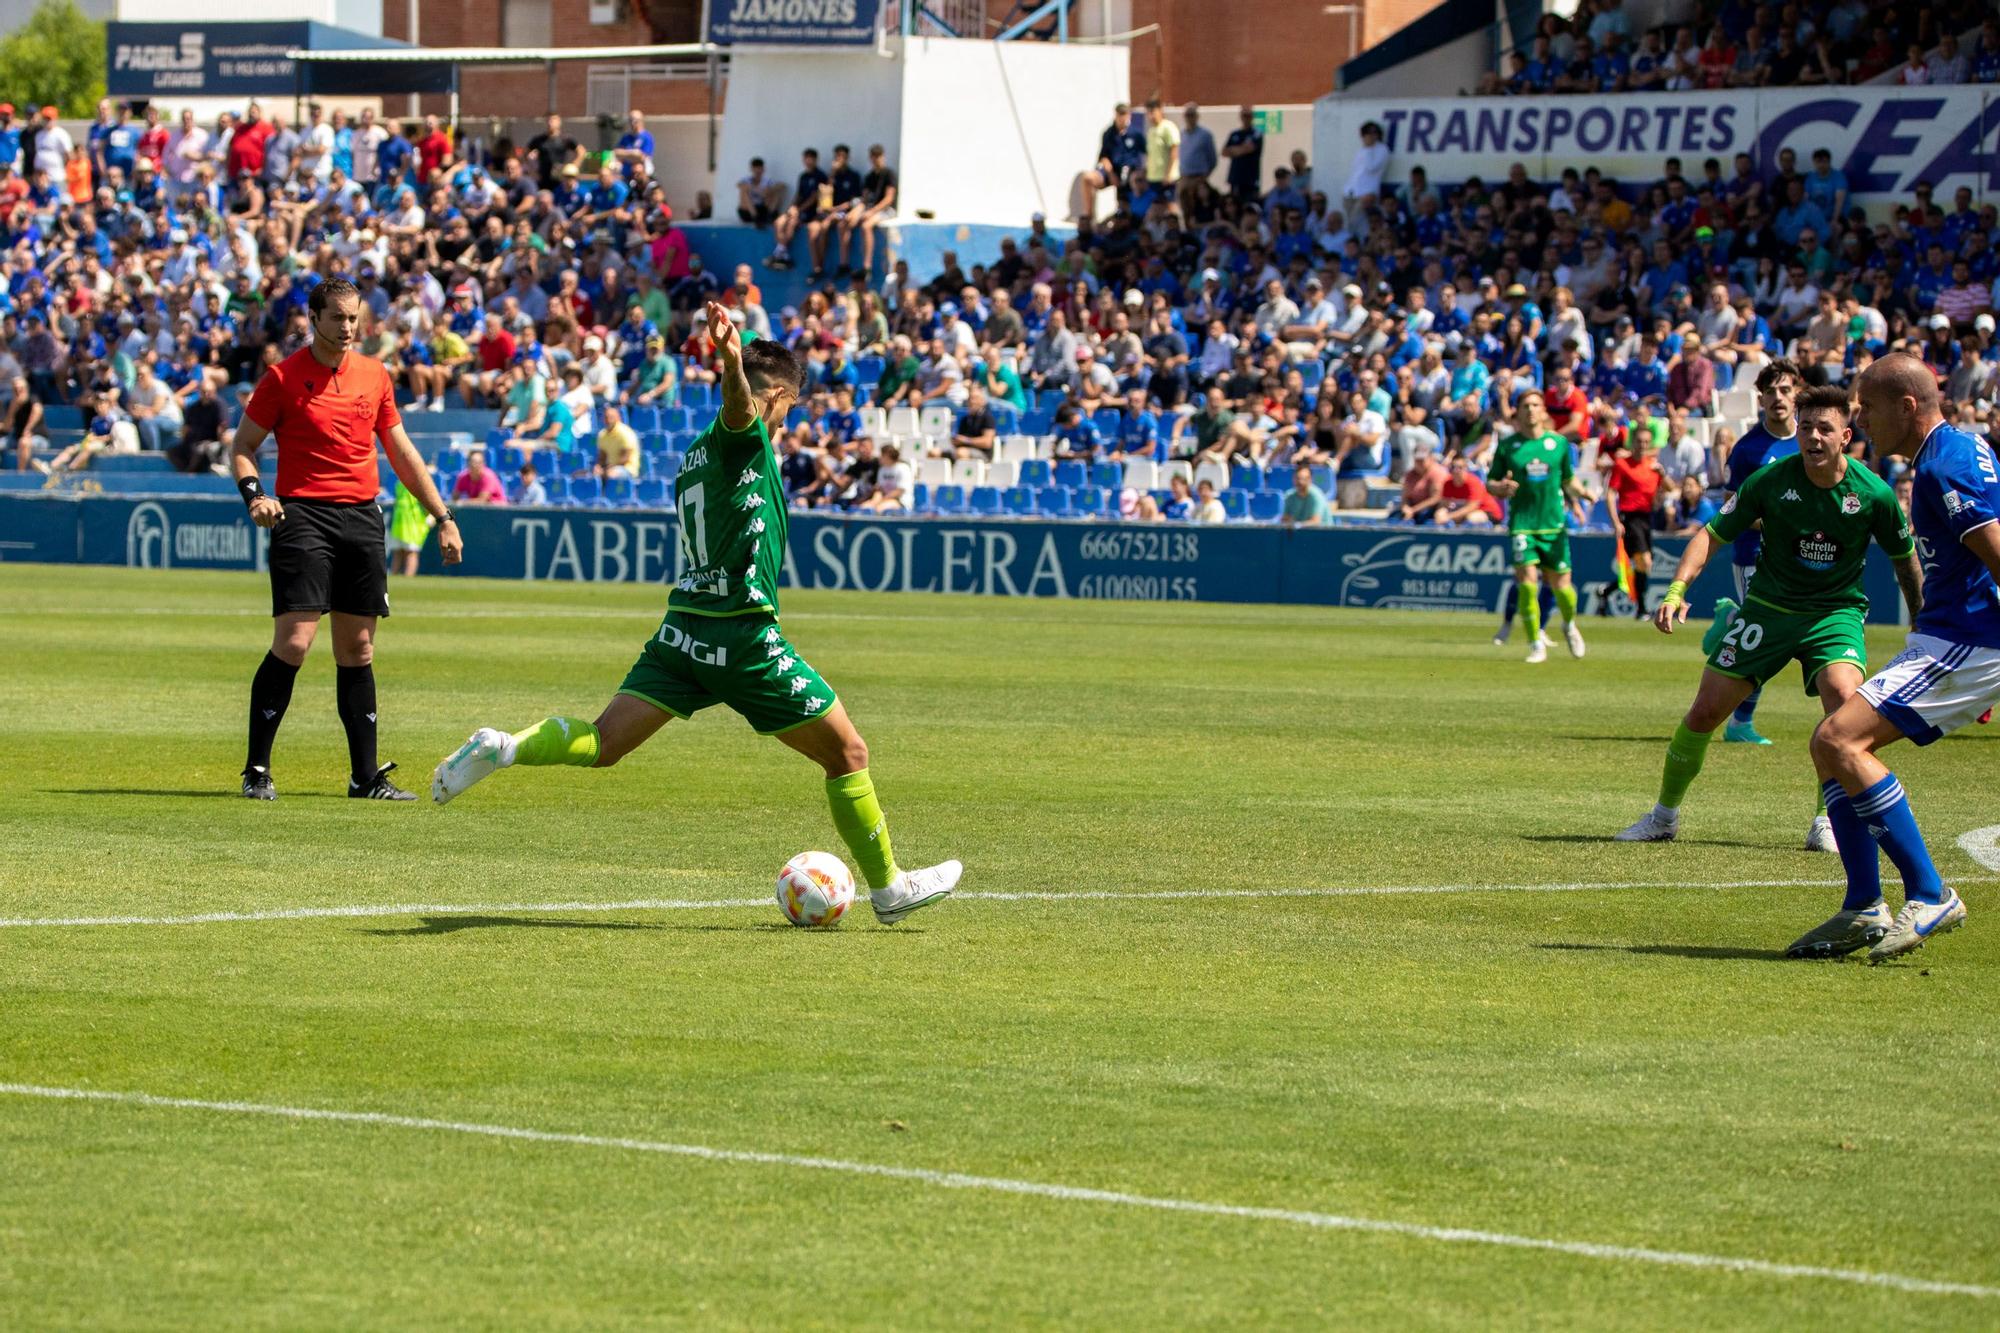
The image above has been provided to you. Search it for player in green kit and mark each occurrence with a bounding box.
[1486,390,1590,663]
[430,301,959,924]
[1615,386,1923,871]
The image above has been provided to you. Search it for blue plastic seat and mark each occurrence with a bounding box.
[932,484,967,514]
[681,383,717,410]
[1003,485,1037,515]
[636,477,671,508]
[485,427,511,450]
[494,444,525,473]
[1250,491,1284,522]
[601,476,636,508]
[991,404,1021,433]
[1053,460,1087,490]
[1019,409,1053,436]
[659,406,691,433]
[567,475,603,507]
[1299,360,1326,387]
[538,476,570,505]
[1018,459,1053,488]
[912,483,930,512]
[855,355,885,383]
[1037,388,1068,414]
[1310,464,1336,493]
[1088,462,1123,490]
[1091,407,1123,436]
[1037,486,1073,517]
[1074,487,1111,518]
[968,485,1002,515]
[1220,489,1248,520]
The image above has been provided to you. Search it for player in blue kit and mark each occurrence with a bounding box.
[1802,356,2000,962]
[1704,359,1803,750]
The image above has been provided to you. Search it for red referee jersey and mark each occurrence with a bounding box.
[244,347,401,503]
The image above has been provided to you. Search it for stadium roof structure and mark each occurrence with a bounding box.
[285,41,725,115]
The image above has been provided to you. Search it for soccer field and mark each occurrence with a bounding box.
[2,563,1996,1329]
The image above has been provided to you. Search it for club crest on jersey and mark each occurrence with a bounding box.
[1720,494,1738,514]
[1840,494,1861,515]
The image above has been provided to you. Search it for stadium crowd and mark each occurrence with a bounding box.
[5,84,1998,536]
[1483,0,2000,96]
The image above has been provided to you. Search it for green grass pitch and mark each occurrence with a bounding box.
[2,563,1997,1329]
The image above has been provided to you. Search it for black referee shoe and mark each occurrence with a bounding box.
[349,763,417,801]
[241,766,276,801]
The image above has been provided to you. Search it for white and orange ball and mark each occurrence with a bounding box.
[776,851,856,928]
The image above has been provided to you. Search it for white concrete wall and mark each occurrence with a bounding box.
[712,46,905,215]
[896,37,1127,224]
[115,0,370,24]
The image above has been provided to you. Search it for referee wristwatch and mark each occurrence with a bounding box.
[435,506,456,525]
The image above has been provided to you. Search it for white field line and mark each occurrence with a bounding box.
[4,876,1998,930]
[0,1082,1992,1299]
[1959,826,2000,872]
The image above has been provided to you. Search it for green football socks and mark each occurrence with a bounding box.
[1553,583,1578,627]
[825,769,899,891]
[511,717,601,768]
[1520,585,1542,642]
[1656,721,1713,812]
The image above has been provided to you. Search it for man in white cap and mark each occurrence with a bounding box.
[579,334,616,405]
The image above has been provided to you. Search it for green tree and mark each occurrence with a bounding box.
[0,0,106,120]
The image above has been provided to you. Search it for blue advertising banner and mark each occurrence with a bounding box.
[108,22,304,98]
[1,494,1912,626]
[706,0,884,46]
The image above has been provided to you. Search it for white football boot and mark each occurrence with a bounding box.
[1615,806,1680,842]
[432,727,515,805]
[1804,814,1839,853]
[871,859,961,924]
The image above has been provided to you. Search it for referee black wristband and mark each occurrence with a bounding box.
[238,476,265,508]
[435,506,455,525]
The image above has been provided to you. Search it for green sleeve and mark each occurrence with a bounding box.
[1487,441,1514,488]
[1557,437,1575,488]
[1706,467,1762,545]
[1871,482,1915,558]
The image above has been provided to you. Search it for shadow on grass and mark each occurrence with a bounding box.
[1538,942,1792,962]
[1520,833,1763,848]
[1556,735,1676,744]
[361,915,667,937]
[43,788,344,800]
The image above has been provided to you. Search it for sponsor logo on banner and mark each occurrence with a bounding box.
[124,499,263,569]
[707,0,883,45]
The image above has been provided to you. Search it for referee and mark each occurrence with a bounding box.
[230,277,463,800]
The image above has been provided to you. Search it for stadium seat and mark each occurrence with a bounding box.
[642,430,671,453]
[920,405,956,438]
[1250,491,1284,523]
[1037,486,1073,517]
[912,483,930,512]
[917,457,951,487]
[1036,388,1067,414]
[886,406,920,439]
[931,484,967,514]
[1122,460,1159,492]
[1019,409,1053,437]
[567,475,603,507]
[990,404,1021,434]
[1088,462,1122,490]
[494,445,525,473]
[1310,464,1336,493]
[1299,360,1326,388]
[1073,487,1111,519]
[1091,407,1123,436]
[635,478,671,508]
[1192,460,1231,494]
[994,434,1036,463]
[858,406,888,438]
[1158,460,1192,488]
[1017,459,1053,488]
[1003,485,1037,516]
[1220,490,1248,521]
[532,449,565,479]
[601,477,636,508]
[855,355,885,383]
[968,485,1002,516]
[538,476,570,505]
[950,458,986,488]
[660,406,692,434]
[1054,460,1087,490]
[1237,463,1271,491]
[682,383,717,410]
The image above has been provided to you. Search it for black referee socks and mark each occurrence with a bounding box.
[335,664,379,789]
[246,651,299,773]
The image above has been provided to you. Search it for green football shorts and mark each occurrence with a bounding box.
[1510,529,1571,573]
[619,612,838,735]
[1705,600,1868,696]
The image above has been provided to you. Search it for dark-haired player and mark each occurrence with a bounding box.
[431,301,958,924]
[1615,385,1921,882]
[232,276,462,801]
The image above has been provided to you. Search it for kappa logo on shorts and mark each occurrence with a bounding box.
[774,654,795,671]
[800,695,827,716]
[654,621,727,666]
[741,493,765,510]
[748,517,766,535]
[788,677,809,695]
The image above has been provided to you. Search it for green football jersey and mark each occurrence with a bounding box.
[1706,455,1912,613]
[668,412,789,618]
[1488,431,1574,533]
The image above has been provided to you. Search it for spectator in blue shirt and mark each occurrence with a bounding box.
[1221,105,1263,202]
[1080,103,1145,219]
[1593,33,1632,90]
[1618,337,1669,401]
[613,110,655,179]
[0,105,20,170]
[1803,149,1847,222]
[1773,177,1829,247]
[1051,403,1103,461]
[1114,387,1160,461]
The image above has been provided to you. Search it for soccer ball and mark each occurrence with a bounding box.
[776,851,855,928]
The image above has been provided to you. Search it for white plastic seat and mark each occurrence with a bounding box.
[1122,459,1160,491]
[985,458,1018,488]
[1193,459,1231,494]
[917,457,951,487]
[950,458,986,487]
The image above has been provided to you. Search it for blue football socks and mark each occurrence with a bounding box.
[1849,773,1945,906]
[1732,686,1762,726]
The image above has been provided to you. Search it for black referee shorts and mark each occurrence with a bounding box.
[268,498,390,619]
[1619,510,1655,558]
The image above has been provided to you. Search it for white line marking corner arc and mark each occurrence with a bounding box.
[0,1083,1991,1299]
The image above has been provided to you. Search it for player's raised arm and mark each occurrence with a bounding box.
[707,299,755,432]
[382,419,463,565]
[1655,525,1719,633]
